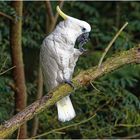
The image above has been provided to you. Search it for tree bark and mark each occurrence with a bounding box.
[45,0,64,34]
[10,1,27,139]
[49,0,64,33]
[0,45,140,138]
[31,66,43,137]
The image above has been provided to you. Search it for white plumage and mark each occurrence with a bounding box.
[40,6,91,122]
[57,95,76,122]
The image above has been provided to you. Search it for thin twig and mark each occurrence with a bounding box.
[32,114,97,139]
[124,133,140,139]
[98,22,128,68]
[31,100,111,139]
[115,123,140,127]
[90,81,100,92]
[0,66,16,75]
[0,11,13,21]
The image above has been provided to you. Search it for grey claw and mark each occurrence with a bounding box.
[79,47,87,52]
[64,79,75,90]
[78,40,88,53]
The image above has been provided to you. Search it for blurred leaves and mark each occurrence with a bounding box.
[0,77,14,123]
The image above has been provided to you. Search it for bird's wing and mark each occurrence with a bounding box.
[40,37,61,90]
[69,48,82,77]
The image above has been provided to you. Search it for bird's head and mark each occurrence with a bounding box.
[56,6,91,46]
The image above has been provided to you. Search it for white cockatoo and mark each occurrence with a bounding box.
[40,6,91,122]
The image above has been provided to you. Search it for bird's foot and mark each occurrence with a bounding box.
[64,79,75,90]
[79,47,87,53]
[78,40,88,53]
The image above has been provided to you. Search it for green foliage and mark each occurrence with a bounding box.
[0,77,14,123]
[0,2,16,17]
[0,1,140,139]
[22,2,46,48]
[0,29,14,122]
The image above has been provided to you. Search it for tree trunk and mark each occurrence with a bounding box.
[31,66,43,137]
[10,1,27,139]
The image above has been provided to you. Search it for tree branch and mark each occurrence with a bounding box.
[45,0,54,24]
[31,66,43,137]
[49,0,64,33]
[0,45,140,138]
[0,66,16,76]
[10,1,27,138]
[0,11,13,21]
[33,114,97,138]
[32,99,111,139]
[98,22,128,68]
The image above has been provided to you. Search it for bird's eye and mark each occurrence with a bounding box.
[82,28,86,32]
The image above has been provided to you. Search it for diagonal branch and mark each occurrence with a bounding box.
[32,99,111,139]
[0,66,16,76]
[98,22,128,68]
[0,12,13,21]
[33,114,97,138]
[0,45,140,138]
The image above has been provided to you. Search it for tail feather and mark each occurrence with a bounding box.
[56,96,76,122]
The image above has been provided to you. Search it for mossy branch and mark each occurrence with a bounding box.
[0,45,140,138]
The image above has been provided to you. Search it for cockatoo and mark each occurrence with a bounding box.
[40,6,91,122]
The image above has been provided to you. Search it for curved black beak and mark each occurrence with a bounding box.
[76,32,90,52]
